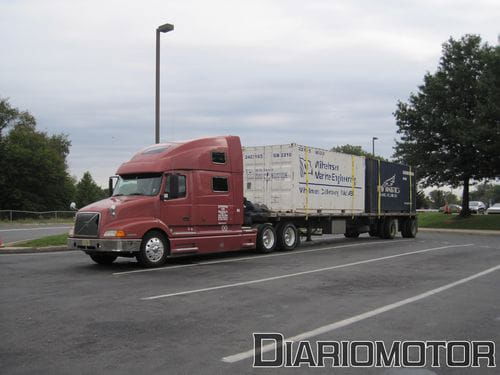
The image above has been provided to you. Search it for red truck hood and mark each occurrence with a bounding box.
[81,195,153,212]
[78,195,159,229]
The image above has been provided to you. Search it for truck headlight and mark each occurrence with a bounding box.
[103,230,126,238]
[68,228,74,237]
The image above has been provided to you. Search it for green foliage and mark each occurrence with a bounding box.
[470,182,500,205]
[331,144,387,160]
[416,190,431,209]
[75,171,106,209]
[418,212,500,230]
[13,233,68,248]
[428,189,459,209]
[394,35,500,216]
[0,98,75,210]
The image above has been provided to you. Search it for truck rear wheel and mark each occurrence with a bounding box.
[276,222,300,251]
[89,253,117,265]
[256,223,277,253]
[136,230,169,267]
[402,218,418,238]
[381,218,397,239]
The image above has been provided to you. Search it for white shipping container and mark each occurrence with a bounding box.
[243,144,365,214]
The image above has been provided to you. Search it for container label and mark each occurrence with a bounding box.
[379,174,401,198]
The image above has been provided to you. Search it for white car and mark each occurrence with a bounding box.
[486,203,500,215]
[469,201,486,214]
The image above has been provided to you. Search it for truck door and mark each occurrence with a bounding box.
[160,172,193,234]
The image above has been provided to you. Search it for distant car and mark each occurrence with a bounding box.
[486,203,500,215]
[469,201,486,214]
[439,204,462,213]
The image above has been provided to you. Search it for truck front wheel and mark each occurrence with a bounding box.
[256,224,277,253]
[276,222,300,251]
[136,231,169,267]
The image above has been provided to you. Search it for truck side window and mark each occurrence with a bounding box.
[165,174,186,199]
[212,177,228,192]
[212,152,226,164]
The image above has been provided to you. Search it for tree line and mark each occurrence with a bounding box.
[0,98,106,211]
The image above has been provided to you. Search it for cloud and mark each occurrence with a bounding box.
[1,0,498,185]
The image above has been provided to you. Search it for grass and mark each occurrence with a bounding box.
[418,212,500,230]
[12,233,68,248]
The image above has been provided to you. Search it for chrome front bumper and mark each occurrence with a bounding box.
[68,238,141,253]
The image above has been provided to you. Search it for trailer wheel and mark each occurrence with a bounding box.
[256,223,277,253]
[136,230,169,267]
[368,227,378,237]
[344,228,360,238]
[381,218,397,239]
[402,218,418,238]
[276,222,300,251]
[89,253,117,265]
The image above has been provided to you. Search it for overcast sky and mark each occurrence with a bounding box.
[1,0,498,186]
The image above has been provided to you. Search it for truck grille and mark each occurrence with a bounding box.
[74,212,100,237]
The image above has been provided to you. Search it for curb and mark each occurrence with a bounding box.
[0,246,75,255]
[419,228,500,236]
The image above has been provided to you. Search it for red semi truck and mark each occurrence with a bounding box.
[68,136,417,267]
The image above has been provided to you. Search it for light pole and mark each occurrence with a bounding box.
[372,137,378,157]
[155,22,174,144]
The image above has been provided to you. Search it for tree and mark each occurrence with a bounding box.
[429,190,446,209]
[416,190,431,209]
[75,172,106,208]
[470,182,500,206]
[331,144,387,160]
[0,98,75,210]
[394,35,500,217]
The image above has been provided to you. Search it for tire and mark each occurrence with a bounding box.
[344,228,360,238]
[276,222,300,251]
[381,218,397,239]
[402,218,418,238]
[89,253,117,265]
[256,223,277,253]
[136,230,169,267]
[368,227,378,237]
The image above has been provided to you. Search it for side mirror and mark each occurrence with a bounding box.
[70,202,77,211]
[109,176,118,197]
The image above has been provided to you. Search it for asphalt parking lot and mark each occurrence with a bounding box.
[1,232,499,374]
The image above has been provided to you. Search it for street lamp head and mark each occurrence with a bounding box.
[372,137,378,141]
[157,23,174,33]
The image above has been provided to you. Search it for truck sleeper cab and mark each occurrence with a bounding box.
[68,136,417,267]
[68,136,261,267]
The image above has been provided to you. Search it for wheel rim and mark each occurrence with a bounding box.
[262,228,275,249]
[411,221,417,235]
[283,226,296,247]
[145,237,164,262]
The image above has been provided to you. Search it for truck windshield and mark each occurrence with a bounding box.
[113,174,162,196]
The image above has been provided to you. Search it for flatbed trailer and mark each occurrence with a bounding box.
[68,136,417,267]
